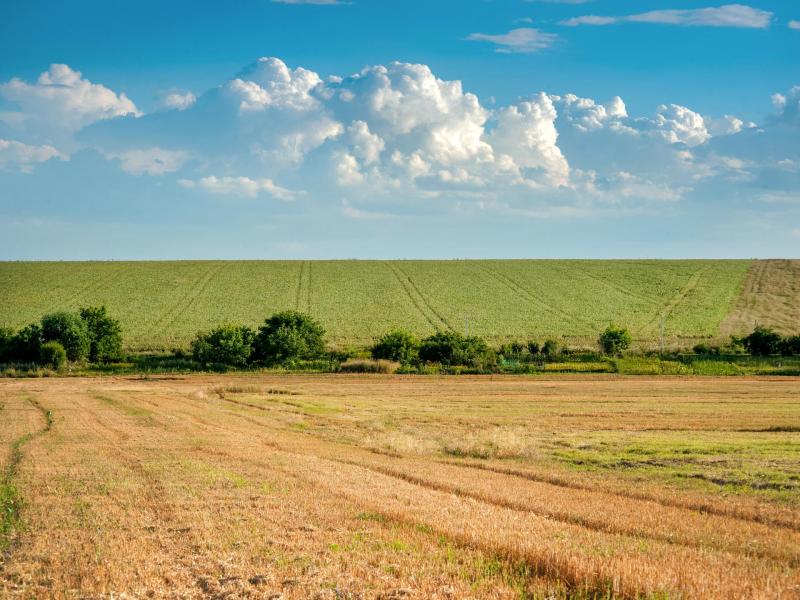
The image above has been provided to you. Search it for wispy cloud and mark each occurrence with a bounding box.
[179,176,299,200]
[562,4,772,29]
[466,28,558,53]
[789,20,800,30]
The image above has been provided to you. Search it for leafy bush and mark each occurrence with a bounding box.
[743,326,782,356]
[371,330,419,364]
[498,341,524,359]
[253,311,325,365]
[779,335,800,356]
[0,327,15,363]
[41,312,90,362]
[339,359,400,374]
[79,306,123,362]
[191,324,255,367]
[11,324,43,363]
[419,331,494,367]
[39,341,67,370]
[541,339,559,357]
[598,324,632,356]
[526,341,540,355]
[692,343,720,356]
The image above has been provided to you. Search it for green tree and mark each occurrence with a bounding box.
[743,326,782,356]
[253,311,325,365]
[779,335,800,357]
[12,324,43,363]
[541,339,559,357]
[598,324,631,356]
[41,312,90,362]
[419,331,494,367]
[40,341,67,370]
[191,324,255,367]
[0,327,15,363]
[79,305,124,363]
[371,330,420,364]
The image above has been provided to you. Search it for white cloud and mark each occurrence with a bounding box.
[649,104,710,147]
[466,28,558,53]
[551,94,629,132]
[179,175,299,200]
[158,90,196,111]
[0,64,139,147]
[488,94,569,186]
[109,147,187,176]
[562,4,772,28]
[0,138,67,172]
[790,20,800,30]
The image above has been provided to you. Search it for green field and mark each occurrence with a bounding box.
[0,259,786,352]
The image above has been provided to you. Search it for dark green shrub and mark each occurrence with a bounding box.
[0,327,14,363]
[526,341,540,355]
[39,341,67,370]
[779,335,800,356]
[79,306,123,363]
[371,330,419,364]
[498,341,524,358]
[253,311,325,365]
[12,324,43,363]
[598,325,631,356]
[41,312,90,362]
[191,324,255,367]
[692,343,720,356]
[743,326,782,356]
[419,331,494,367]
[541,339,559,357]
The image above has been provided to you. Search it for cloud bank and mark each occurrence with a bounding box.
[1,57,797,220]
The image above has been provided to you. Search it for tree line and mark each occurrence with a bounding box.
[1,307,798,372]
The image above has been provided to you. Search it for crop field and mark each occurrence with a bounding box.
[4,259,795,352]
[0,374,798,599]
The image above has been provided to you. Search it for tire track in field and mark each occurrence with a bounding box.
[0,396,53,557]
[384,262,451,331]
[305,261,312,313]
[146,262,226,336]
[640,266,711,336]
[475,264,595,328]
[558,264,654,307]
[60,266,124,310]
[205,392,800,550]
[294,261,312,313]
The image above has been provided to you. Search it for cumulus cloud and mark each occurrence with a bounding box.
[562,4,772,28]
[108,147,188,176]
[0,64,139,148]
[157,90,196,111]
[790,20,800,30]
[466,28,558,53]
[179,176,299,200]
[0,138,67,172]
[19,56,793,220]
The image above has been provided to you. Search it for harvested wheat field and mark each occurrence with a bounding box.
[1,375,798,599]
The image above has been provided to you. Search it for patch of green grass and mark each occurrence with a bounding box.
[0,260,752,351]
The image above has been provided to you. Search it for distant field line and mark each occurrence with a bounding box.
[383,262,450,331]
[146,262,226,335]
[641,266,711,336]
[475,264,595,329]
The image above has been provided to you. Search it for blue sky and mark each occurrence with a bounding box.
[1,0,798,259]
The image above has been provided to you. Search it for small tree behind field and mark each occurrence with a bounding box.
[80,305,124,363]
[371,330,419,364]
[253,311,326,365]
[40,341,67,370]
[191,324,255,367]
[743,326,782,356]
[599,324,631,356]
[41,312,90,362]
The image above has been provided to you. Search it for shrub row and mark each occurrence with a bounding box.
[0,306,123,370]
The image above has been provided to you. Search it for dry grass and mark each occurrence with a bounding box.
[720,259,800,336]
[0,375,798,599]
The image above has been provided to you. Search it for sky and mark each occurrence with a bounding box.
[0,0,798,259]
